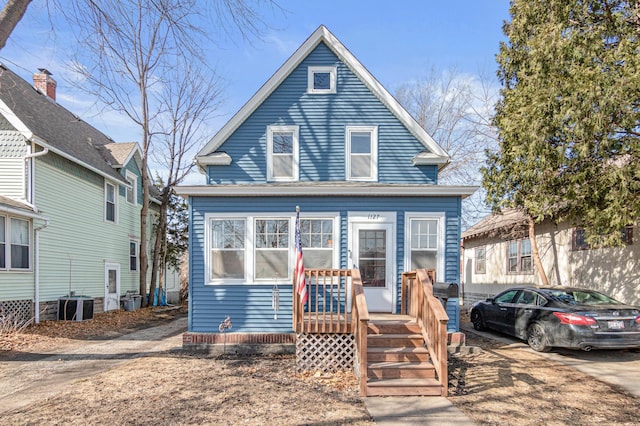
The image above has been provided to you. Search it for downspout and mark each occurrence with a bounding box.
[24,144,50,323]
[23,145,49,212]
[33,219,50,323]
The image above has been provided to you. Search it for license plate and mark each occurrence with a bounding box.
[608,320,625,329]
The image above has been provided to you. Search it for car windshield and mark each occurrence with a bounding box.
[545,289,620,306]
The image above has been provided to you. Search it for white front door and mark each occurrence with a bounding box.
[104,263,120,311]
[349,215,395,312]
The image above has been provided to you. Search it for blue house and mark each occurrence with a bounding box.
[177,26,474,371]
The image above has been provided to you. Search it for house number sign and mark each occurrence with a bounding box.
[367,213,381,220]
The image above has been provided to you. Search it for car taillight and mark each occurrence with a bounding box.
[635,316,640,325]
[553,312,597,326]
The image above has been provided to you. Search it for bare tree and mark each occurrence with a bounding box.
[0,0,31,50]
[59,0,279,305]
[148,59,223,301]
[396,66,499,227]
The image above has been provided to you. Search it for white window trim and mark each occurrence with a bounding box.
[307,66,337,94]
[404,213,445,281]
[125,171,137,205]
[204,212,339,285]
[129,239,140,272]
[345,125,378,182]
[104,181,118,224]
[0,215,33,272]
[254,216,292,283]
[266,125,299,182]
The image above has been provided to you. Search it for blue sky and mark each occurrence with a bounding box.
[0,0,509,177]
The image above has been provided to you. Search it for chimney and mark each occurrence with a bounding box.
[33,68,57,100]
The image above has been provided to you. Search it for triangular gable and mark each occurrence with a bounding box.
[197,25,450,168]
[97,142,142,170]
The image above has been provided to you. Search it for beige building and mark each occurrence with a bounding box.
[462,209,638,308]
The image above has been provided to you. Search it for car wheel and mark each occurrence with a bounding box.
[527,323,551,352]
[471,310,485,331]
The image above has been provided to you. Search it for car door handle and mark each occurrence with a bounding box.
[500,308,507,311]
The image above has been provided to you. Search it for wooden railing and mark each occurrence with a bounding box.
[292,269,360,334]
[401,269,449,396]
[292,268,369,393]
[350,269,369,396]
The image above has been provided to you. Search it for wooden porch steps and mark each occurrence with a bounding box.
[365,319,443,397]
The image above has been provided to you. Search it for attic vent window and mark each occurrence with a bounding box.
[308,66,336,94]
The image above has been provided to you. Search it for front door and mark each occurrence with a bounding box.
[104,263,120,311]
[350,221,394,312]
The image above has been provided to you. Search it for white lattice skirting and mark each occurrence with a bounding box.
[0,299,33,326]
[295,333,355,373]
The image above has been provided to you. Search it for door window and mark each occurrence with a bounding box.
[358,229,386,287]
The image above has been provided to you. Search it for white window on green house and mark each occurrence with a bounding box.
[129,240,139,271]
[267,125,299,182]
[0,216,5,269]
[346,126,377,181]
[10,218,30,269]
[255,218,289,280]
[507,239,532,274]
[125,172,137,205]
[105,182,117,223]
[475,246,486,274]
[210,219,245,280]
[300,218,334,269]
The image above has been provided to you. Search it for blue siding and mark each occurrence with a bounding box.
[188,195,461,332]
[207,42,438,185]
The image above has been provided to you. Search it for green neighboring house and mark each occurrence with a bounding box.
[0,65,157,322]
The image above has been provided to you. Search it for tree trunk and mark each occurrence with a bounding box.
[149,190,169,305]
[528,216,549,286]
[139,146,150,307]
[0,0,31,50]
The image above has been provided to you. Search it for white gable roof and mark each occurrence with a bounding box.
[197,25,450,167]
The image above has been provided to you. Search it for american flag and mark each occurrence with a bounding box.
[294,209,308,305]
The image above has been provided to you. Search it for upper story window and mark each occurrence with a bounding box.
[0,216,31,270]
[346,126,378,181]
[267,125,299,182]
[125,171,137,205]
[105,181,117,223]
[475,246,486,274]
[507,238,532,274]
[129,240,139,271]
[572,226,633,251]
[307,66,336,94]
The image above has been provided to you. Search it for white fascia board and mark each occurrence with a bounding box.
[0,203,48,220]
[33,138,126,185]
[175,184,478,199]
[196,25,450,166]
[0,99,34,139]
[120,144,143,169]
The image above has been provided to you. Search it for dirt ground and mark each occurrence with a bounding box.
[1,308,640,425]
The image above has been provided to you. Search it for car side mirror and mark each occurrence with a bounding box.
[486,297,495,304]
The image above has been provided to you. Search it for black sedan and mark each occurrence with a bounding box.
[469,287,640,352]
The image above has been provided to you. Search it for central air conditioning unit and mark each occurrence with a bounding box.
[58,296,94,321]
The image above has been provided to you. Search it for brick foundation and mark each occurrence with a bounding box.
[183,332,296,355]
